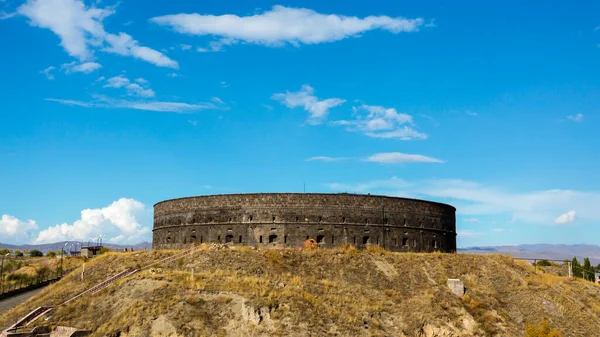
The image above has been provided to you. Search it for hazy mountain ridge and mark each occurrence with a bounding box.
[459,244,600,265]
[0,241,152,253]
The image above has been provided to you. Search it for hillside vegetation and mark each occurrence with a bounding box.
[1,245,599,336]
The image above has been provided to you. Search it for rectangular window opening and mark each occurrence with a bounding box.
[259,235,263,243]
[239,236,242,243]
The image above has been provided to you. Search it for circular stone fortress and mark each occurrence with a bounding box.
[152,193,456,252]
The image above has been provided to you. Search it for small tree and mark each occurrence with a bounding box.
[0,248,9,256]
[571,257,583,278]
[14,250,23,257]
[47,251,57,258]
[535,260,552,267]
[583,257,594,282]
[29,250,43,257]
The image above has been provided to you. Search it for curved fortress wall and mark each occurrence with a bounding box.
[153,193,457,253]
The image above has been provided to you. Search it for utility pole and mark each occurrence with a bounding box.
[568,261,572,278]
[1,252,9,294]
[60,243,69,278]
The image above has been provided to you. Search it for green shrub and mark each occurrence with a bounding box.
[29,250,43,257]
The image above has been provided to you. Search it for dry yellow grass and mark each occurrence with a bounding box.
[0,247,597,337]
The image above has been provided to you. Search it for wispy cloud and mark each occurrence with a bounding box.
[333,104,427,140]
[46,95,224,113]
[0,11,17,19]
[566,113,584,122]
[151,5,424,52]
[463,218,481,223]
[326,176,600,226]
[40,66,55,80]
[272,84,345,124]
[364,152,443,164]
[221,81,230,88]
[61,61,102,74]
[306,156,349,162]
[17,0,177,68]
[465,111,477,116]
[457,230,483,238]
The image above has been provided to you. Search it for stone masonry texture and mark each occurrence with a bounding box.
[152,193,457,252]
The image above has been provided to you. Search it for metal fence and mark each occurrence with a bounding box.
[0,268,76,299]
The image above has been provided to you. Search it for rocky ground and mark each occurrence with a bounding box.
[1,245,598,336]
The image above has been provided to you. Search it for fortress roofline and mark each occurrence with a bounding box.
[153,192,456,211]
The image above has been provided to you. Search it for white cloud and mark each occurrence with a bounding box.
[555,210,576,225]
[0,215,39,244]
[62,61,102,74]
[180,44,192,50]
[40,66,55,80]
[326,176,600,226]
[135,78,148,84]
[103,32,179,68]
[492,228,506,232]
[167,72,179,78]
[150,5,424,50]
[272,84,345,124]
[465,111,477,116]
[103,75,130,88]
[306,156,348,162]
[46,95,223,113]
[125,83,155,98]
[364,152,443,164]
[262,104,274,111]
[102,75,155,97]
[34,198,150,244]
[463,218,480,223]
[17,0,177,68]
[566,113,584,122]
[197,47,209,53]
[334,104,427,140]
[188,120,198,126]
[221,81,230,88]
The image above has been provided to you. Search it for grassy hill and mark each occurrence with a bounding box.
[1,245,599,336]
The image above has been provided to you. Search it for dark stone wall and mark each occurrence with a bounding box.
[152,193,456,252]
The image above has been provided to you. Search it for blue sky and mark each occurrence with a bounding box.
[0,0,599,247]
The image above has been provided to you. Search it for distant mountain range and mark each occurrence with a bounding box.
[459,244,600,265]
[0,241,152,254]
[2,242,598,264]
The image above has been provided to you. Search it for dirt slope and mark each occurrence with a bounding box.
[1,245,599,336]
